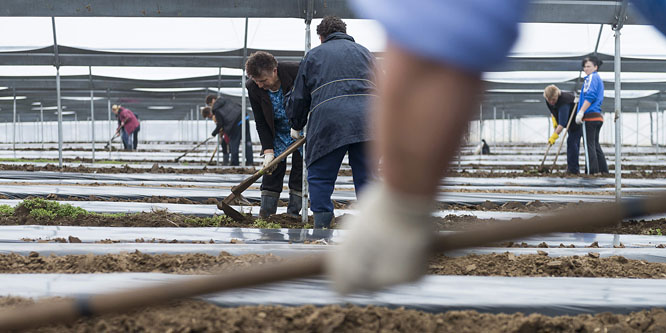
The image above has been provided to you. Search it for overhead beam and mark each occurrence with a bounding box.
[524,0,644,24]
[0,0,354,18]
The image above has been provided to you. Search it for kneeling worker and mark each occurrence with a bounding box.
[543,84,581,174]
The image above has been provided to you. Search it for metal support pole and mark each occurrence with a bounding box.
[302,0,313,224]
[241,17,249,167]
[89,66,95,164]
[190,108,194,142]
[613,19,624,202]
[51,17,63,168]
[502,111,505,143]
[493,105,497,144]
[40,104,44,149]
[636,105,639,149]
[479,104,483,141]
[217,67,222,97]
[654,101,659,155]
[508,115,512,143]
[196,104,200,142]
[650,108,654,146]
[12,88,16,157]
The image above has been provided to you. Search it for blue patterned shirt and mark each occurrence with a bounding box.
[268,88,301,156]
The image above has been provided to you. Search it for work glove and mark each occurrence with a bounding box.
[262,151,276,174]
[548,132,559,145]
[326,182,435,294]
[211,130,218,137]
[551,116,558,129]
[290,128,302,140]
[575,110,584,125]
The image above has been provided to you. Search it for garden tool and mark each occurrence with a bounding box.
[4,190,666,332]
[104,132,120,151]
[552,101,578,168]
[217,137,306,222]
[582,120,590,174]
[539,143,552,172]
[174,136,214,162]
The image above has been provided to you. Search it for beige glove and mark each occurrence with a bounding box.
[262,151,276,174]
[290,128,302,139]
[326,183,435,294]
[575,110,585,125]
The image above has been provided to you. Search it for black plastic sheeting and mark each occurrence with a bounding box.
[4,274,666,316]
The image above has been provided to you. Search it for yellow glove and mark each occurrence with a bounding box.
[548,132,559,145]
[551,116,558,129]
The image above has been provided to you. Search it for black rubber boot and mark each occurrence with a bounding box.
[314,211,334,229]
[259,193,279,218]
[287,193,303,217]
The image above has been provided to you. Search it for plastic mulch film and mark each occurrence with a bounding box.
[4,243,666,263]
[3,274,666,315]
[3,226,666,247]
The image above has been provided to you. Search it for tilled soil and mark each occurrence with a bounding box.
[0,163,256,175]
[3,251,666,278]
[2,298,666,333]
[2,204,662,235]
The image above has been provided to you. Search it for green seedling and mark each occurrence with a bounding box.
[252,218,281,229]
[0,205,14,216]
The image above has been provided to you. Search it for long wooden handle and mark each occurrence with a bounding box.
[175,136,215,162]
[552,101,579,167]
[2,192,665,331]
[208,141,220,165]
[224,137,305,204]
[539,143,552,168]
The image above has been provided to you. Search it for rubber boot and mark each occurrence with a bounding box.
[314,211,334,229]
[287,193,303,217]
[259,192,279,218]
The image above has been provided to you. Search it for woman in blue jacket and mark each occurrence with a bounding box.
[575,55,608,174]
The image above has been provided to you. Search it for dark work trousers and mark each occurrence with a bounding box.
[120,128,133,150]
[308,142,370,213]
[566,126,582,174]
[132,125,140,150]
[584,120,609,174]
[227,124,255,166]
[221,137,229,165]
[243,123,254,165]
[260,150,303,195]
[227,126,241,166]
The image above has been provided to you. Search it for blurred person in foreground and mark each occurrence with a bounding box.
[327,0,666,294]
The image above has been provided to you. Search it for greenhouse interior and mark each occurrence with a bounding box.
[1,0,666,331]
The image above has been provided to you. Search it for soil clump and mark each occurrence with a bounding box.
[2,252,666,278]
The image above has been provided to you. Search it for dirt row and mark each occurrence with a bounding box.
[4,204,666,236]
[4,161,666,178]
[1,297,663,333]
[0,251,664,278]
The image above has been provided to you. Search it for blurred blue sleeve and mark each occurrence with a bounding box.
[349,0,527,73]
[631,0,666,36]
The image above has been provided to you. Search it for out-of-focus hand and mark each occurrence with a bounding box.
[575,110,584,125]
[548,132,559,145]
[551,116,558,129]
[290,128,301,140]
[326,183,435,294]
